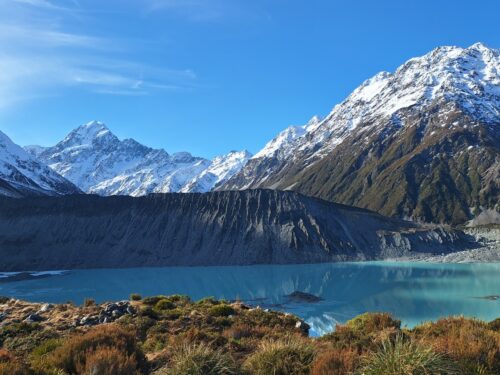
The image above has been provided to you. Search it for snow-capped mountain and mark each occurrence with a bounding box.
[252,116,321,160]
[27,121,251,196]
[221,43,500,224]
[181,150,253,193]
[0,131,80,197]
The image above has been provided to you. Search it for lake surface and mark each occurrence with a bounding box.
[1,262,499,336]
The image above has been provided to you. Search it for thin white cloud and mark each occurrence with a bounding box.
[12,0,80,11]
[0,0,196,108]
[0,24,109,49]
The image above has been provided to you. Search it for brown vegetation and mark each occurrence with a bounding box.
[0,296,498,374]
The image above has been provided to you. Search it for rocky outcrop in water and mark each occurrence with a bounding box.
[0,190,478,271]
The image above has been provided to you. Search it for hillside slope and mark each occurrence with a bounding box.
[0,190,475,271]
[221,43,500,224]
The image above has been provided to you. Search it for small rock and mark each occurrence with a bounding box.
[0,312,7,322]
[80,314,99,326]
[126,306,136,315]
[285,291,323,303]
[38,303,54,313]
[295,320,311,334]
[25,313,44,323]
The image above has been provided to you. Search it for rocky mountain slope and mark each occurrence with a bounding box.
[0,130,80,198]
[221,43,500,225]
[26,121,251,196]
[0,190,476,271]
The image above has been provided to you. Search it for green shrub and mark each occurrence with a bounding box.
[163,308,183,321]
[139,306,159,319]
[31,338,63,358]
[346,312,401,333]
[163,342,237,375]
[168,295,190,304]
[196,297,219,305]
[208,304,235,317]
[130,293,142,301]
[0,322,41,339]
[360,335,459,375]
[244,336,315,375]
[322,313,402,352]
[488,318,500,332]
[156,299,176,311]
[143,295,168,305]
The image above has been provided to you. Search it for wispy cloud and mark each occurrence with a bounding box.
[141,0,245,22]
[0,0,196,109]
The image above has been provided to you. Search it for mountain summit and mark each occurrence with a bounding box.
[221,43,500,224]
[27,121,252,196]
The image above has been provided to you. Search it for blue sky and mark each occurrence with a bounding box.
[0,0,499,158]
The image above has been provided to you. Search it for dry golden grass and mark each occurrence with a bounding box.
[310,347,360,375]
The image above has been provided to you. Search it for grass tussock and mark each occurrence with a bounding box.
[39,325,147,375]
[244,336,315,375]
[410,317,500,374]
[311,348,360,375]
[159,343,238,375]
[359,335,459,375]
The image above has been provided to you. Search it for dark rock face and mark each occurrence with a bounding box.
[0,190,476,271]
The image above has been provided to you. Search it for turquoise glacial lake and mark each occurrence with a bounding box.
[1,262,499,336]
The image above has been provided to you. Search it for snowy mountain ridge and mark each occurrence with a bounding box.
[0,131,80,197]
[257,42,499,164]
[220,42,500,224]
[27,121,252,196]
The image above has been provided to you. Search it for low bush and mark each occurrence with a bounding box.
[31,338,63,358]
[143,296,169,306]
[196,297,219,305]
[360,335,459,375]
[76,347,139,375]
[322,313,401,352]
[410,317,500,373]
[45,325,147,374]
[163,342,238,375]
[0,349,14,363]
[168,295,190,304]
[139,306,159,319]
[0,349,28,375]
[244,336,315,375]
[345,312,401,333]
[155,300,176,311]
[208,305,236,318]
[163,308,183,321]
[83,298,96,307]
[0,362,29,375]
[130,293,142,301]
[311,348,360,375]
[0,322,40,339]
[223,324,254,340]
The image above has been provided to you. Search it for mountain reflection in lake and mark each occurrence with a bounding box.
[1,262,498,336]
